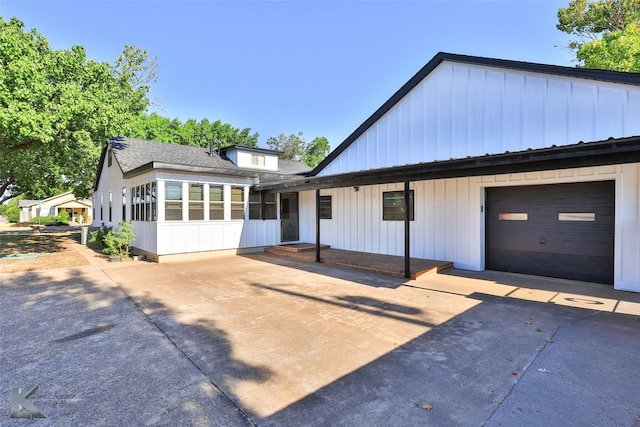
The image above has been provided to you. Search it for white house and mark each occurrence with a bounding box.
[256,52,640,292]
[94,52,640,292]
[19,191,92,223]
[92,138,310,261]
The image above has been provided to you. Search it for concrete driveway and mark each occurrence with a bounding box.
[2,253,640,426]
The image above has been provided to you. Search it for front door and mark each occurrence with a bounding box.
[280,192,299,242]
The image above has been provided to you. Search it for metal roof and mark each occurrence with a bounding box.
[311,52,640,176]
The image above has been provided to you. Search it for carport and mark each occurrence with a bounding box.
[255,136,640,282]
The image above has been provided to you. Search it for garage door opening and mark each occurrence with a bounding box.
[486,181,614,284]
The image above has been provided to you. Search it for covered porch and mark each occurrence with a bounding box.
[266,243,452,279]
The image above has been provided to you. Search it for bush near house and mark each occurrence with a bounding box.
[90,221,136,258]
[58,210,69,222]
[28,214,69,226]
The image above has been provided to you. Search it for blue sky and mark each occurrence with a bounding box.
[0,1,573,149]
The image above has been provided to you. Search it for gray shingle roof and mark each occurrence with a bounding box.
[102,136,310,182]
[110,137,236,174]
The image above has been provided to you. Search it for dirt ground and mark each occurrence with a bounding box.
[0,229,91,273]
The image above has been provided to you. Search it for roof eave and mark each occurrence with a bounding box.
[256,136,640,193]
[122,162,260,179]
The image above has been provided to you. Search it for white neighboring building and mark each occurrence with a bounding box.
[92,138,310,261]
[19,191,92,223]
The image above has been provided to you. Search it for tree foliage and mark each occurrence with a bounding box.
[557,0,640,70]
[303,137,331,168]
[0,17,156,203]
[125,113,259,149]
[266,133,330,168]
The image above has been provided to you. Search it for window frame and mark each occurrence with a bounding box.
[382,190,414,221]
[188,183,204,221]
[209,185,224,220]
[319,195,332,219]
[251,154,265,166]
[165,182,183,221]
[230,186,245,220]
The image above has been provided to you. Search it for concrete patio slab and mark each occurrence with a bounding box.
[2,253,639,426]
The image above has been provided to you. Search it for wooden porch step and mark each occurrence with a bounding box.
[265,244,453,279]
[266,243,330,253]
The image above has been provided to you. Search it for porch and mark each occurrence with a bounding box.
[265,243,453,279]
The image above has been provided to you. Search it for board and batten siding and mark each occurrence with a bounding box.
[300,164,640,292]
[317,62,640,177]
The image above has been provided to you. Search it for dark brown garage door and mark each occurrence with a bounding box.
[486,181,614,284]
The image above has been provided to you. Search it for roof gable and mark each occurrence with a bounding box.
[312,52,640,176]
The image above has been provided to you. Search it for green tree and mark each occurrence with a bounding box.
[125,114,259,149]
[557,0,640,70]
[0,17,156,203]
[267,132,330,168]
[267,132,306,161]
[303,136,331,168]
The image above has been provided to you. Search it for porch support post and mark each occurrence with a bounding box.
[315,189,321,263]
[404,180,411,279]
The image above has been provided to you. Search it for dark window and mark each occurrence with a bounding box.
[383,190,414,221]
[263,193,277,219]
[122,188,126,220]
[100,194,103,221]
[249,190,261,220]
[319,195,332,219]
[108,150,112,167]
[108,191,112,222]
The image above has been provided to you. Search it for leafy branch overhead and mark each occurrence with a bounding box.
[0,16,156,203]
[557,0,640,71]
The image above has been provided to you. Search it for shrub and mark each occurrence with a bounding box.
[29,215,68,225]
[6,205,19,223]
[102,221,136,258]
[91,221,136,258]
[58,210,69,221]
[89,225,113,248]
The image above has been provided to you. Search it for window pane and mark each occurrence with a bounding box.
[231,187,244,219]
[189,184,203,201]
[151,182,157,221]
[165,201,182,221]
[231,204,245,220]
[166,182,182,200]
[210,205,224,220]
[249,190,260,203]
[319,195,332,219]
[231,187,244,202]
[189,205,204,220]
[383,190,414,221]
[249,204,261,219]
[209,186,223,202]
[264,204,277,220]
